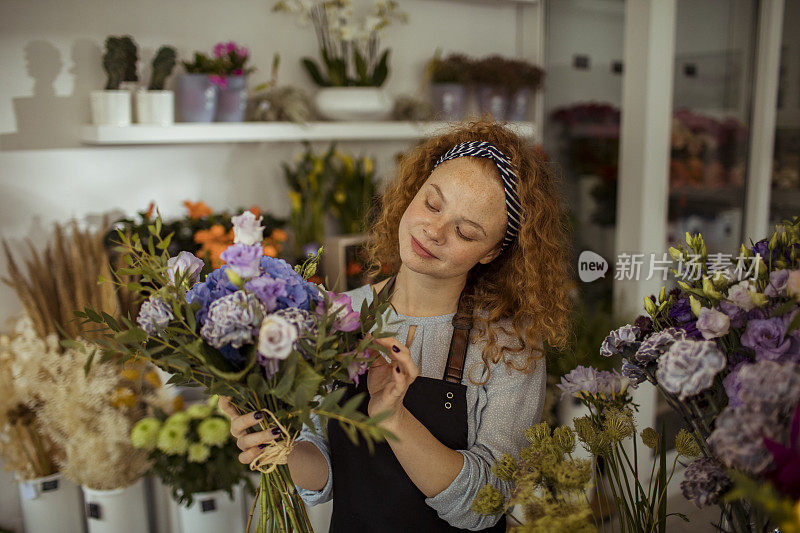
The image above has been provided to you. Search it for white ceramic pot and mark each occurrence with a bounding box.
[17,472,85,533]
[314,87,393,121]
[82,478,149,533]
[135,90,175,125]
[175,486,244,533]
[90,90,132,126]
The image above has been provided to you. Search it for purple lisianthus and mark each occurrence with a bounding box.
[656,340,726,400]
[347,354,370,387]
[557,365,599,398]
[167,251,205,286]
[696,307,730,340]
[600,324,641,358]
[200,290,264,349]
[231,211,264,246]
[680,457,732,508]
[220,243,263,279]
[633,327,686,365]
[741,316,793,362]
[765,269,790,298]
[727,280,757,312]
[668,296,703,339]
[322,292,361,332]
[185,265,238,326]
[718,300,746,329]
[245,274,289,313]
[136,296,173,336]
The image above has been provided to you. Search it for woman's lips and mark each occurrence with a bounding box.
[411,236,437,259]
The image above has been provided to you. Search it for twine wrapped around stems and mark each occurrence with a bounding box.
[248,408,297,474]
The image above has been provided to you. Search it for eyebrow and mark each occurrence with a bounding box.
[429,183,487,237]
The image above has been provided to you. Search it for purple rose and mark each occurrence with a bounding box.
[324,292,361,332]
[167,251,205,286]
[220,243,263,279]
[696,307,730,340]
[741,317,792,362]
[765,269,790,298]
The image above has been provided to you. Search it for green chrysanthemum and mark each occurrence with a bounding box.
[130,417,162,451]
[186,403,213,419]
[470,484,506,515]
[157,424,189,455]
[197,416,230,447]
[675,428,702,457]
[187,443,211,463]
[491,454,518,482]
[640,427,660,450]
[165,411,191,428]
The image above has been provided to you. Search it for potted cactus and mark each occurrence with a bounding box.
[90,35,139,125]
[135,46,177,125]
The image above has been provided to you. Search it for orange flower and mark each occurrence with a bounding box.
[271,228,289,243]
[263,244,278,257]
[347,261,363,276]
[184,200,213,220]
[110,387,137,409]
[248,205,261,218]
[194,224,230,244]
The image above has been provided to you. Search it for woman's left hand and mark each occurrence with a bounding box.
[365,335,419,426]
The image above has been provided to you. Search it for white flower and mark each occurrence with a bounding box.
[258,314,299,360]
[726,280,757,311]
[231,211,264,246]
[696,307,730,340]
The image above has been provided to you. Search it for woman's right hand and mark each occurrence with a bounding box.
[217,396,282,465]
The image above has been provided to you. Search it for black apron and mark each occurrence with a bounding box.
[327,275,507,532]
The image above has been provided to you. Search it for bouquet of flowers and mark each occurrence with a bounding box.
[77,210,399,532]
[131,395,252,507]
[600,215,800,531]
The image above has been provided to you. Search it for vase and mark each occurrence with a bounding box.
[430,83,467,121]
[82,479,149,533]
[506,87,533,121]
[176,74,219,122]
[476,85,509,121]
[17,472,84,533]
[135,90,175,125]
[90,90,132,126]
[175,486,244,533]
[314,87,393,121]
[215,75,249,122]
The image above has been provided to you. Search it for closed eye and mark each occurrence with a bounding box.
[425,200,474,241]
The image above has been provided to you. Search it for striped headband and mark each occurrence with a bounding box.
[432,141,522,252]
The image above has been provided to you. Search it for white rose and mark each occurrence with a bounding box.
[231,211,265,246]
[257,315,298,360]
[696,307,730,339]
[727,280,756,311]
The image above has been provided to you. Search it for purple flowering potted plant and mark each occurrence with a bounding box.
[76,210,400,533]
[212,41,256,122]
[599,215,800,531]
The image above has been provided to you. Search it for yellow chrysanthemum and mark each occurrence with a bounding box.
[157,424,189,455]
[187,443,211,463]
[197,417,230,447]
[186,403,213,419]
[110,387,137,408]
[165,411,190,428]
[131,418,162,451]
[144,370,161,387]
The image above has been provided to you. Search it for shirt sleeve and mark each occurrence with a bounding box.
[294,407,334,505]
[424,341,547,530]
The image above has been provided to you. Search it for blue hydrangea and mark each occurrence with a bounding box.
[200,290,264,350]
[257,256,323,311]
[185,265,238,327]
[136,296,174,336]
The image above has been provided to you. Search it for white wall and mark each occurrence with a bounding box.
[0,1,526,531]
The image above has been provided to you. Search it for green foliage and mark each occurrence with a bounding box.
[103,35,138,90]
[149,46,177,90]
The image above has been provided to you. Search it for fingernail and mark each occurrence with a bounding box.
[392,345,400,353]
[258,443,267,449]
[395,366,401,373]
[271,428,281,436]
[254,411,264,420]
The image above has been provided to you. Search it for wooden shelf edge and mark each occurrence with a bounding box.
[80,121,537,145]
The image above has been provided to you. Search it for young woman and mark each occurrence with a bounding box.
[219,117,572,531]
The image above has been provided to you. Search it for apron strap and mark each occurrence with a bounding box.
[376,274,472,385]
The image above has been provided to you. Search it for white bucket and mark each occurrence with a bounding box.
[135,90,175,125]
[17,472,85,533]
[175,486,244,533]
[90,90,132,126]
[82,478,149,533]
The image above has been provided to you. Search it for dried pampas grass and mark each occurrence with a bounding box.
[1,218,135,341]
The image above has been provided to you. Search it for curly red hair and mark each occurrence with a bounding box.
[363,116,573,384]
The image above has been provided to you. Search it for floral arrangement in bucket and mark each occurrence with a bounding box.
[131,395,252,507]
[75,210,400,533]
[599,215,800,531]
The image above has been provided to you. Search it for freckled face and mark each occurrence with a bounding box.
[398,157,508,277]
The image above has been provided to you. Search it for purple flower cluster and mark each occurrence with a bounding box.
[600,325,641,358]
[556,366,631,399]
[656,340,726,400]
[633,327,686,365]
[186,265,238,326]
[136,296,173,336]
[200,290,264,350]
[680,457,731,508]
[668,295,703,339]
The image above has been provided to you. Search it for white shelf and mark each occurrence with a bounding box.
[80,121,537,145]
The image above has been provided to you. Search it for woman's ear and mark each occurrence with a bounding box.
[478,244,502,265]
